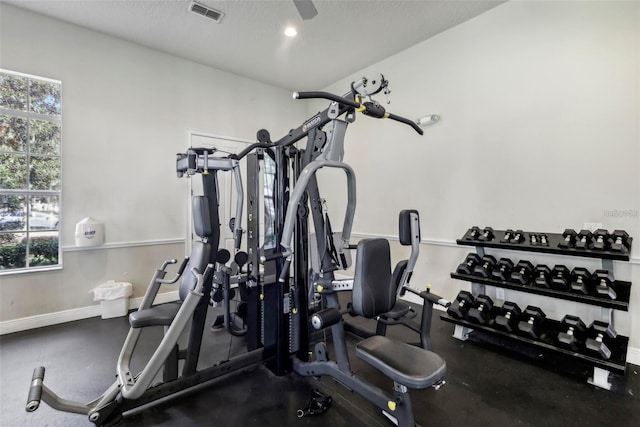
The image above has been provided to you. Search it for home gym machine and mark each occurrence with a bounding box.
[266,77,447,426]
[24,151,271,426]
[25,74,446,427]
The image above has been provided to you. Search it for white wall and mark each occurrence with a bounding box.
[0,4,306,321]
[318,1,640,353]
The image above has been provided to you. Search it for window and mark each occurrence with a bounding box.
[0,70,61,273]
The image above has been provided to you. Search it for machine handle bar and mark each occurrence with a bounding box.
[293,91,423,135]
[26,366,45,412]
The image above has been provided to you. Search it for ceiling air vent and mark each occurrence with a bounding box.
[189,1,224,23]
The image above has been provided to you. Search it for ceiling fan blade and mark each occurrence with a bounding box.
[293,0,318,20]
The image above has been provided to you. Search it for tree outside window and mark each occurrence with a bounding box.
[0,70,61,272]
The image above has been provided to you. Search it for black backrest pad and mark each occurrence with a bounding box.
[352,239,394,318]
[399,209,420,246]
[179,196,213,300]
[392,260,408,293]
[193,196,213,239]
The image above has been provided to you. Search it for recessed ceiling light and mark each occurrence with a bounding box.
[284,26,297,37]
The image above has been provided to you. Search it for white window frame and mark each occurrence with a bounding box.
[0,69,62,275]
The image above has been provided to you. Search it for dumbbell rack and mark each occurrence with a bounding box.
[441,228,633,390]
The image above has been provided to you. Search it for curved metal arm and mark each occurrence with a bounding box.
[157,258,189,284]
[118,263,213,400]
[230,142,273,161]
[160,258,177,270]
[278,160,356,282]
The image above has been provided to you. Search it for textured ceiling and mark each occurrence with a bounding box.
[4,0,504,90]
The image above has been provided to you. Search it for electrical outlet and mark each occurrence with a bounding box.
[583,222,602,232]
[496,288,505,301]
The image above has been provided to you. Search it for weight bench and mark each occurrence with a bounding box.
[352,237,446,385]
[297,238,446,426]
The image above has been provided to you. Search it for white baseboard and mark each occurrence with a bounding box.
[0,291,180,335]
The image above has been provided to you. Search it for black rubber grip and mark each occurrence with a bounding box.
[262,252,285,262]
[176,257,190,275]
[361,101,387,119]
[420,291,450,307]
[26,366,45,412]
[387,112,424,135]
[340,253,348,269]
[294,91,360,109]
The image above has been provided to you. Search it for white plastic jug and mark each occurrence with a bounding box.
[75,217,105,247]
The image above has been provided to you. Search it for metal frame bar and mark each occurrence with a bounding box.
[280,159,356,258]
[292,357,416,427]
[117,267,210,399]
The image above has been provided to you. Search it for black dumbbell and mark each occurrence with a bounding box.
[550,265,571,291]
[594,270,617,300]
[491,258,514,281]
[495,301,522,332]
[610,230,630,253]
[509,260,534,285]
[478,227,494,242]
[447,291,475,319]
[517,306,546,339]
[511,229,525,244]
[534,265,552,288]
[530,233,540,246]
[456,253,481,275]
[558,229,577,248]
[501,229,515,243]
[473,255,497,278]
[592,229,610,250]
[575,230,593,249]
[570,267,593,295]
[467,294,494,324]
[585,321,617,360]
[539,234,549,246]
[557,315,586,351]
[466,226,481,240]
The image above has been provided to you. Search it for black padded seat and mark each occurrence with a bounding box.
[381,300,411,320]
[356,335,446,389]
[129,302,181,328]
